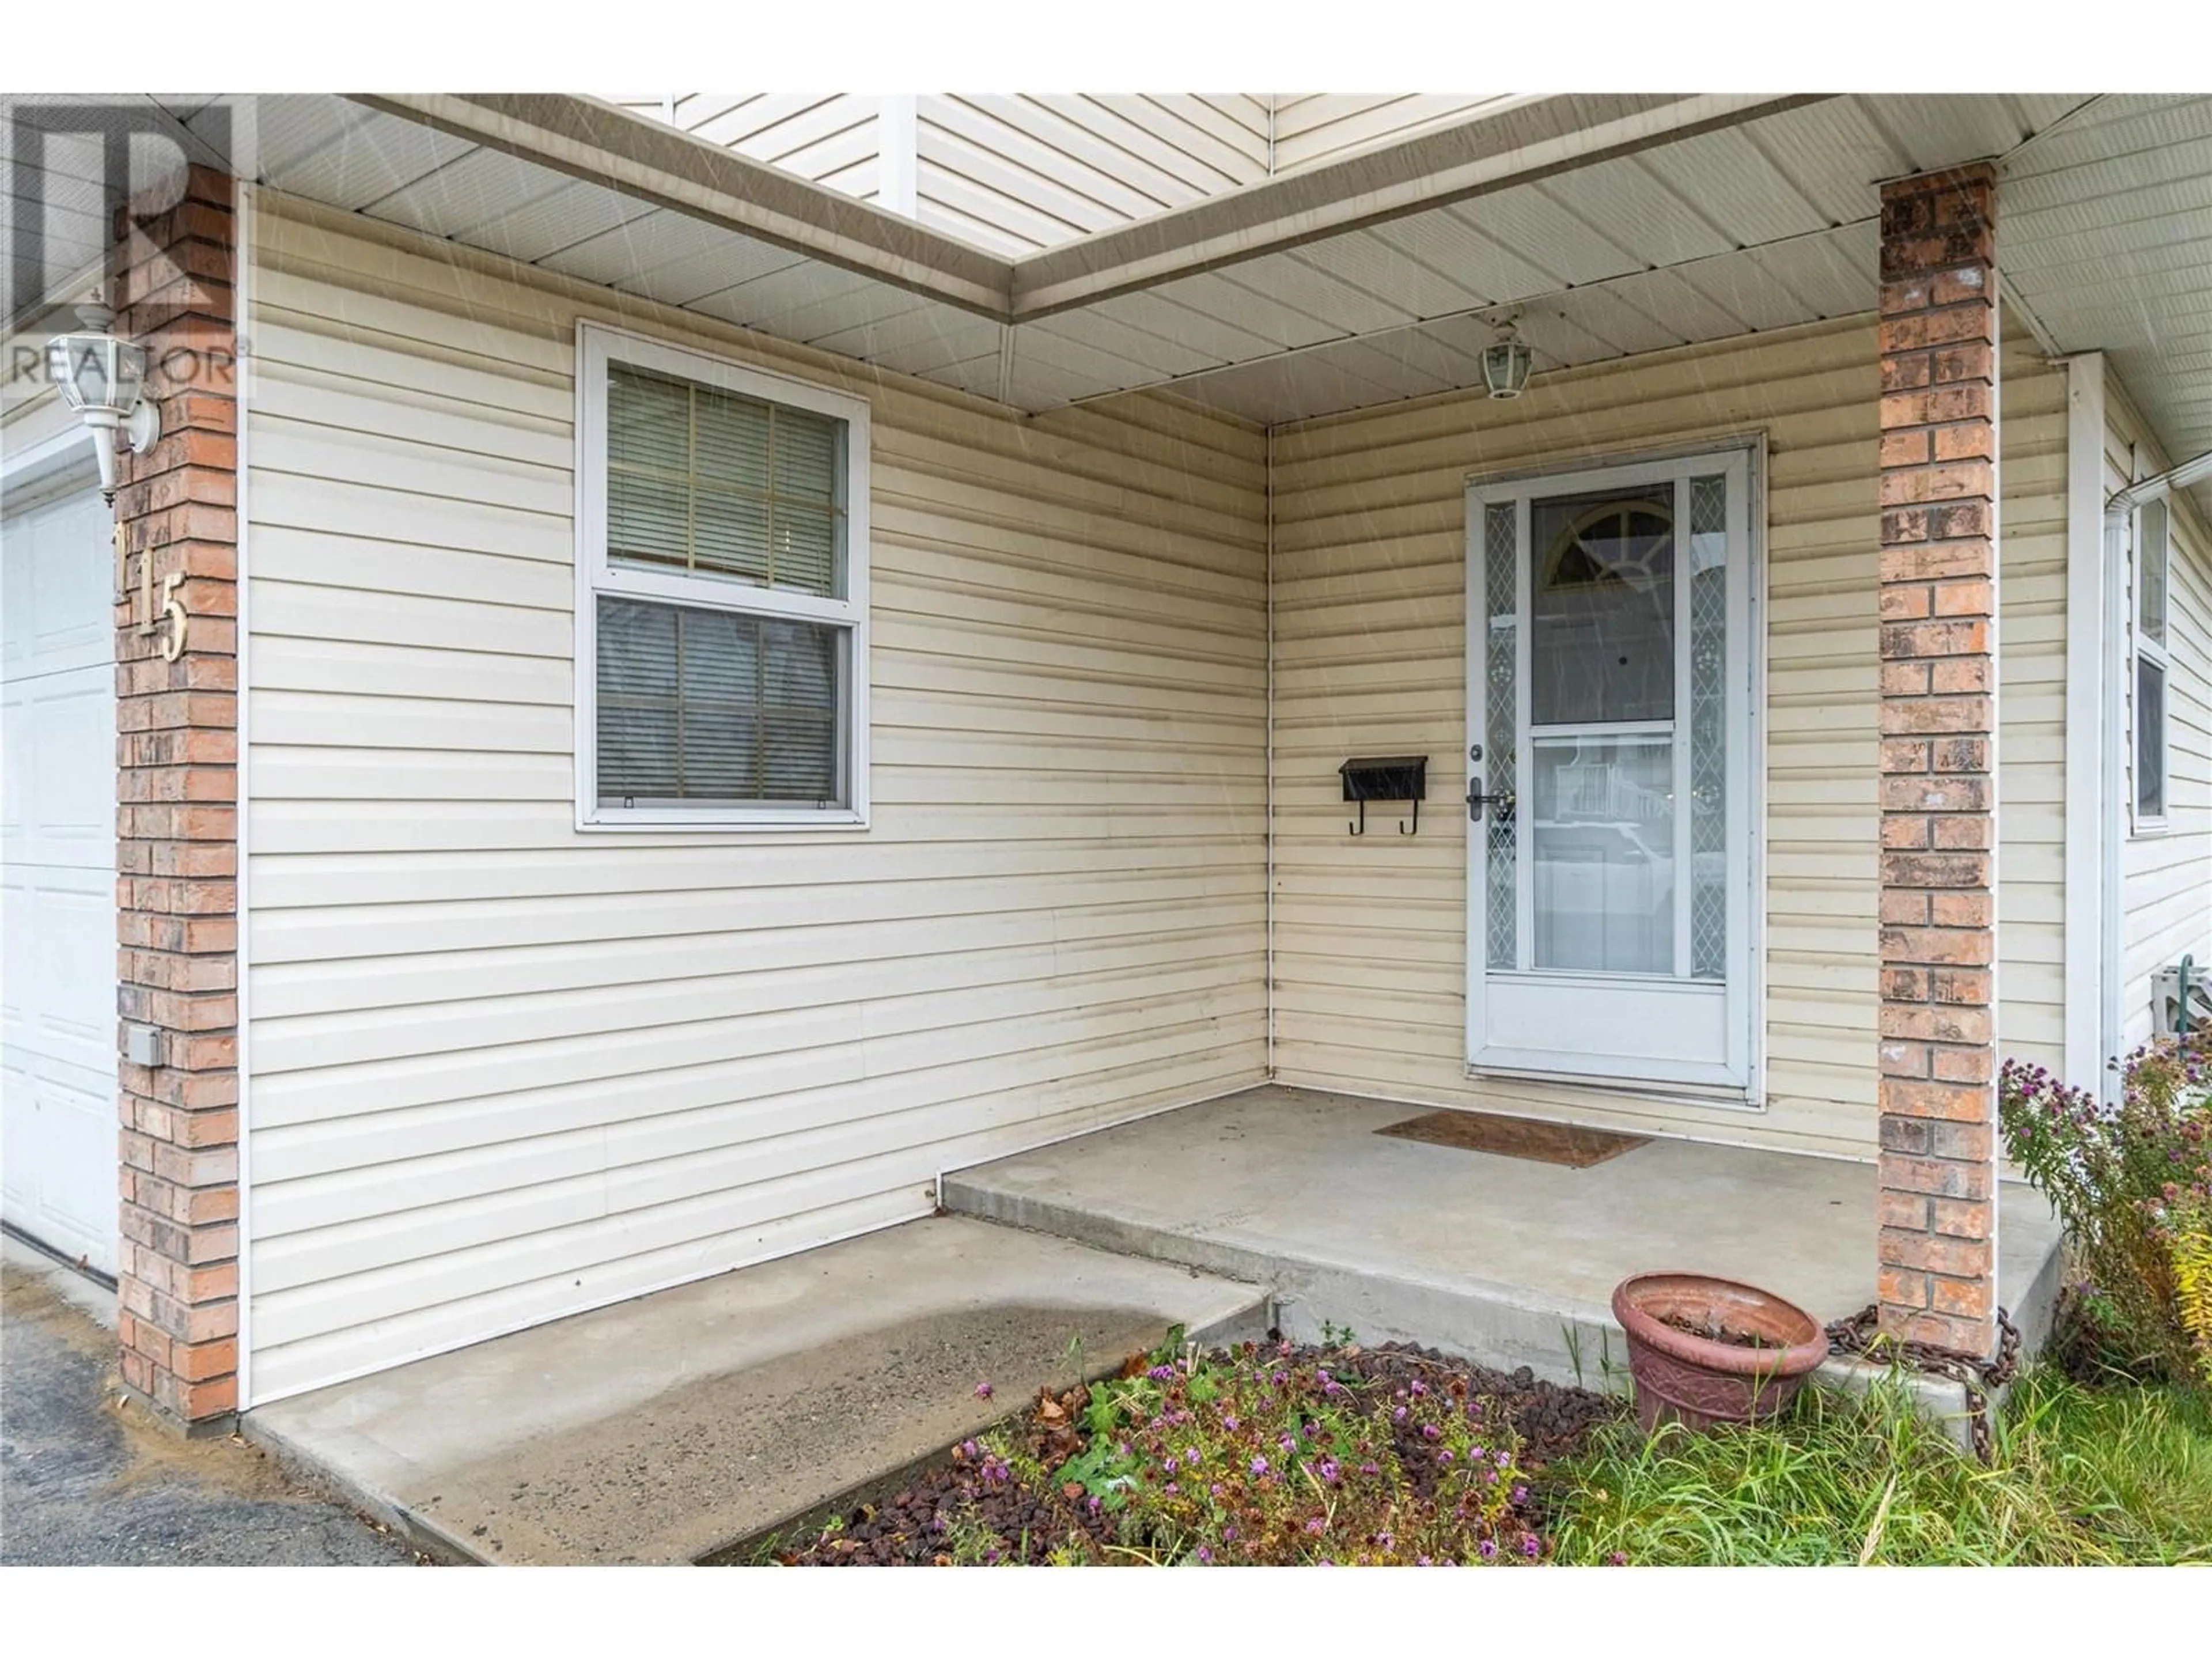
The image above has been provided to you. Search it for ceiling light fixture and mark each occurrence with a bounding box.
[1480,317,1533,400]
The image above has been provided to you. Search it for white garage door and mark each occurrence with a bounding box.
[2,460,118,1275]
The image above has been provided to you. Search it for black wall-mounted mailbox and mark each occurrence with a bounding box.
[1339,756,1427,836]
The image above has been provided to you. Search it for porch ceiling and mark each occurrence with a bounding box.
[2000,94,2212,489]
[8,90,2210,497]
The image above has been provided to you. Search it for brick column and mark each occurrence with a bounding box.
[111,164,243,1431]
[1874,163,2001,1358]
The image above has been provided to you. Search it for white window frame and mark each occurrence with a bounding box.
[574,323,871,831]
[2130,497,2170,835]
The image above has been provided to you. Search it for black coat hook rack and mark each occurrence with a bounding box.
[1339,756,1428,836]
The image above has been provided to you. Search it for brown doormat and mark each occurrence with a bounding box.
[1376,1110,1649,1168]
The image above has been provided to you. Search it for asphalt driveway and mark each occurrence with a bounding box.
[1,1241,420,1566]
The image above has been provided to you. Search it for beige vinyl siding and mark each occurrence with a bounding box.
[2106,380,2212,1050]
[1997,335,2073,1075]
[1267,319,2069,1159]
[1267,95,1515,173]
[913,96,1272,256]
[242,193,1268,1402]
[605,94,1509,252]
[620,96,887,202]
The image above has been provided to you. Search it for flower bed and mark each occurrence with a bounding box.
[1999,1032,2211,1387]
[777,1336,1622,1566]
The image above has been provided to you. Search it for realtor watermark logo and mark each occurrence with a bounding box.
[5,98,244,396]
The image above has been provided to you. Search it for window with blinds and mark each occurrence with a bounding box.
[579,327,870,826]
[607,365,846,597]
[597,597,840,805]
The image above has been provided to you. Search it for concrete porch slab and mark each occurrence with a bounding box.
[942,1086,2065,1406]
[244,1216,1267,1565]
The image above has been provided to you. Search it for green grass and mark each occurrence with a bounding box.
[1543,1366,2212,1566]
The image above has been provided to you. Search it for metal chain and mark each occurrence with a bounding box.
[1822,1304,2021,1463]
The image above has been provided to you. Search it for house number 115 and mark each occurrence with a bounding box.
[114,522,188,662]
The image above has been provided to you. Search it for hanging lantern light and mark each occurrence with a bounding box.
[46,298,161,498]
[1480,320,1533,400]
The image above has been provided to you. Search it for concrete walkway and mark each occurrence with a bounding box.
[245,1215,1266,1565]
[943,1086,2065,1390]
[1,1236,416,1566]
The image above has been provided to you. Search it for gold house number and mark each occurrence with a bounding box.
[114,523,188,662]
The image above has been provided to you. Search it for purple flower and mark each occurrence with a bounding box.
[1250,1455,1269,1476]
[1223,1525,1237,1540]
[1196,1546,1213,1563]
[1438,1448,1454,1463]
[1409,1378,1427,1396]
[1479,1539,1498,1559]
[1318,1459,1340,1482]
[1393,1406,1409,1422]
[1512,1483,1529,1505]
[1185,1448,1202,1468]
[1521,1535,1541,1559]
[1422,1423,1442,1441]
[1222,1415,1239,1431]
[1305,1517,1326,1535]
[974,1381,993,1400]
[1497,1450,1512,1468]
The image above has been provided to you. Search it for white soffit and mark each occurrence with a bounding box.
[17,90,2212,493]
[2002,93,2212,512]
[1093,94,2092,423]
[168,94,1002,402]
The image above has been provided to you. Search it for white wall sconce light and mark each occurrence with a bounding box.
[1480,317,1533,400]
[46,298,161,499]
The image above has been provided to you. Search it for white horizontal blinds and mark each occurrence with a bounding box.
[607,364,844,597]
[597,597,839,805]
[590,337,862,820]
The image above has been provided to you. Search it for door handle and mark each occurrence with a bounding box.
[1465,783,1516,823]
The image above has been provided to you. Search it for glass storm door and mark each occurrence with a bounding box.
[1465,448,1755,1093]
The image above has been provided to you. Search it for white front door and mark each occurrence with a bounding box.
[1465,446,1756,1095]
[2,461,119,1274]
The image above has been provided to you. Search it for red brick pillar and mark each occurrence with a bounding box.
[111,164,243,1430]
[1874,163,2001,1357]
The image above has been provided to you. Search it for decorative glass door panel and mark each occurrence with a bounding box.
[1467,448,1755,1093]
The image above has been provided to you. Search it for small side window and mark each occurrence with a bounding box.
[2133,498,2170,827]
[575,325,870,830]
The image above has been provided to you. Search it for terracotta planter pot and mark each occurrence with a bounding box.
[1611,1273,1831,1433]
